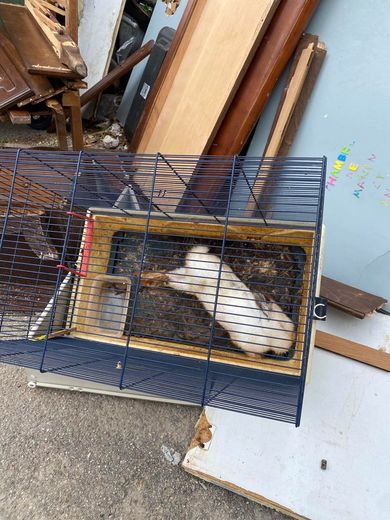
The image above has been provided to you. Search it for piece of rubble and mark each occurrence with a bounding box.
[161,445,181,465]
[109,122,122,137]
[102,134,120,149]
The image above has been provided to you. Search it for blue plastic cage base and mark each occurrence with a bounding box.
[0,337,301,423]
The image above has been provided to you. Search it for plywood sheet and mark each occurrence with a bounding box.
[183,309,390,520]
[134,0,280,158]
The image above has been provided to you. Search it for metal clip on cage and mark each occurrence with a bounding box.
[0,150,326,425]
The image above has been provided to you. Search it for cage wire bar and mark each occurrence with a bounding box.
[0,150,326,425]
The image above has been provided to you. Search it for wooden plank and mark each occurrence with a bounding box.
[130,0,199,150]
[79,41,154,107]
[208,0,319,156]
[321,275,387,319]
[279,41,326,156]
[131,0,281,205]
[8,109,31,124]
[247,35,316,214]
[134,0,280,155]
[0,4,78,79]
[264,35,317,156]
[315,329,390,371]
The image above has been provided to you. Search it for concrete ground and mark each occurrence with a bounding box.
[0,124,289,520]
[0,365,289,520]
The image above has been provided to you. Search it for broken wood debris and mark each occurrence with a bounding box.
[0,1,86,151]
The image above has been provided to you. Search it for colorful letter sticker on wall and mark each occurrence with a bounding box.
[326,146,351,189]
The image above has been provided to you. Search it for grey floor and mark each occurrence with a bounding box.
[0,124,289,520]
[0,365,289,520]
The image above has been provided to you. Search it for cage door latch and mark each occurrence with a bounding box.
[313,297,327,320]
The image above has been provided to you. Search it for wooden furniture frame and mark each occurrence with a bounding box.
[68,212,316,377]
[25,0,86,75]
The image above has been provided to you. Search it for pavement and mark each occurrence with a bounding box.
[0,364,289,520]
[0,124,289,520]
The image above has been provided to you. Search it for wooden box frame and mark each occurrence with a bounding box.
[68,211,316,378]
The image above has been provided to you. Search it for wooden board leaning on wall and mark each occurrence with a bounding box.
[130,0,281,210]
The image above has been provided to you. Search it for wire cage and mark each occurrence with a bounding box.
[0,150,326,425]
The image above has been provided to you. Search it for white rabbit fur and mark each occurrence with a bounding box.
[167,245,295,357]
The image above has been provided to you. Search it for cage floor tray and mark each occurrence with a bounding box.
[69,215,316,378]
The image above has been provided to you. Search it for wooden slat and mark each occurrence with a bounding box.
[38,0,66,17]
[247,34,316,214]
[131,0,280,206]
[278,41,326,155]
[263,35,317,156]
[18,84,68,108]
[80,41,154,107]
[65,0,78,43]
[315,330,390,372]
[208,0,319,156]
[320,276,387,319]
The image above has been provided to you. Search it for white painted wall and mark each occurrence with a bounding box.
[78,0,126,115]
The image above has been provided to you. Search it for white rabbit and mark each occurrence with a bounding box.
[167,245,295,357]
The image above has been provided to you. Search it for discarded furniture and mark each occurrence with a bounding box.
[0,1,87,150]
